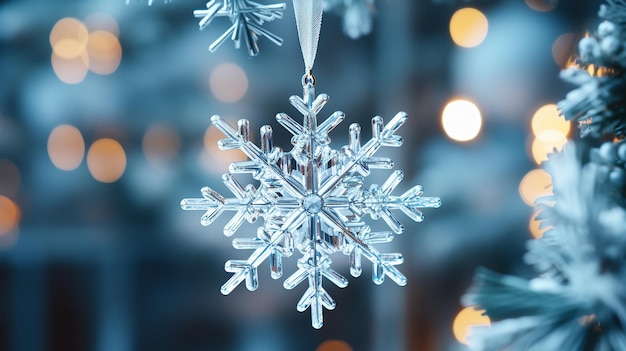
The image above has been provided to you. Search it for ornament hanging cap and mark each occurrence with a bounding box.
[293,0,323,75]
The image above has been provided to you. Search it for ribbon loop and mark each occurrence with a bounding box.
[293,0,323,74]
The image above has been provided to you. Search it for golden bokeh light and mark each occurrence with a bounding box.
[519,169,553,206]
[50,16,122,83]
[209,63,249,103]
[51,51,89,84]
[525,0,556,12]
[316,340,353,351]
[142,123,181,168]
[0,159,21,197]
[453,306,491,345]
[53,38,88,60]
[531,104,570,137]
[449,8,489,48]
[0,196,20,236]
[530,104,570,164]
[552,33,576,67]
[87,138,127,183]
[50,18,89,84]
[48,124,86,171]
[531,130,568,164]
[84,12,120,37]
[441,99,483,142]
[87,30,122,75]
[50,18,89,58]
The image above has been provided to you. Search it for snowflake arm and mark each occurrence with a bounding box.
[320,210,407,285]
[180,175,271,235]
[283,245,349,329]
[222,209,306,294]
[318,112,407,195]
[363,171,442,229]
[194,1,226,29]
[211,115,305,197]
[193,0,286,56]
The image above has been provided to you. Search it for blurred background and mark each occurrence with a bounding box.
[0,0,603,350]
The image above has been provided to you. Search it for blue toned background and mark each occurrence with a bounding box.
[0,0,598,350]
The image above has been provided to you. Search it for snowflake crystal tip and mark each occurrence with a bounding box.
[181,81,440,328]
[193,0,286,56]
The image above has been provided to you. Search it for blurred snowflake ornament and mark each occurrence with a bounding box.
[193,0,286,55]
[324,0,376,39]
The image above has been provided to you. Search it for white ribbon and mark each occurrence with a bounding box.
[293,0,323,73]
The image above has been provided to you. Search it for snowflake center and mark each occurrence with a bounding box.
[302,193,323,214]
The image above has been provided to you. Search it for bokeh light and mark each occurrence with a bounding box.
[51,51,89,84]
[530,104,570,164]
[87,138,127,183]
[531,130,568,164]
[209,63,249,103]
[0,196,20,236]
[143,123,181,168]
[84,12,120,37]
[87,30,122,75]
[452,306,491,345]
[50,16,121,83]
[0,159,21,197]
[552,33,576,67]
[531,104,570,137]
[53,37,88,60]
[519,169,553,206]
[525,0,557,12]
[316,339,353,351]
[50,17,89,59]
[449,8,489,48]
[441,99,483,142]
[50,18,90,84]
[48,124,86,171]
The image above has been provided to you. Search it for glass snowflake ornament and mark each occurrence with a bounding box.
[181,77,440,328]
